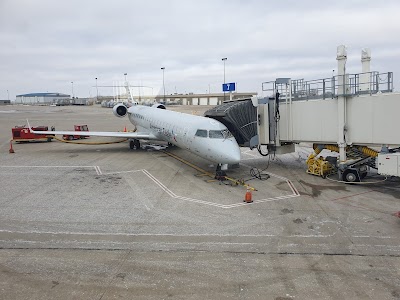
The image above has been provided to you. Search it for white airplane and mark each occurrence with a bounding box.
[28,103,241,172]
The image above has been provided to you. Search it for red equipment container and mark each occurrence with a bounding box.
[12,126,54,142]
[63,125,89,140]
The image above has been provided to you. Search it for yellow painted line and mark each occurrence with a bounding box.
[160,150,256,191]
[13,138,50,142]
[160,150,215,177]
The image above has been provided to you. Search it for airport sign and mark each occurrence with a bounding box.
[222,82,236,92]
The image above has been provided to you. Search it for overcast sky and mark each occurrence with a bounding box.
[1,0,400,100]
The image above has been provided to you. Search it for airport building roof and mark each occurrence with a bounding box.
[16,93,70,97]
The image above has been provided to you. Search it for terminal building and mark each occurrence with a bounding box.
[0,100,11,105]
[134,92,258,105]
[16,93,70,105]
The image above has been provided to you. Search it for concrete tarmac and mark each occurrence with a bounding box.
[0,104,399,300]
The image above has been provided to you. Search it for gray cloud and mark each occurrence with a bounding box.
[1,0,400,99]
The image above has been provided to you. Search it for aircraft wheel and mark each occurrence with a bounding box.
[343,169,360,183]
[134,139,140,149]
[129,140,135,150]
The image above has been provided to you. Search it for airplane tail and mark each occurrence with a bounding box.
[123,80,139,106]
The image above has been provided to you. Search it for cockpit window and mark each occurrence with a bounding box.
[209,130,224,139]
[195,129,208,137]
[209,129,233,139]
[221,129,233,139]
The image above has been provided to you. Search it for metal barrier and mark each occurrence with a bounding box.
[262,71,393,101]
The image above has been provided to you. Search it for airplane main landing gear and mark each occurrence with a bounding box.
[129,139,140,150]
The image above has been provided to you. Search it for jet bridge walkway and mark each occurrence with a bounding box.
[204,99,257,147]
[206,46,400,182]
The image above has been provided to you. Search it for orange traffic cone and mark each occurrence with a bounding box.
[124,126,127,132]
[9,141,15,154]
[244,186,253,203]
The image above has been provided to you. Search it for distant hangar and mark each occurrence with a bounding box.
[0,100,11,105]
[16,93,70,105]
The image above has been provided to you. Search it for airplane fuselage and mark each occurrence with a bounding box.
[128,105,241,165]
[28,104,241,167]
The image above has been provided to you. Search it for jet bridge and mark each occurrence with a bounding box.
[204,99,257,147]
[207,46,400,182]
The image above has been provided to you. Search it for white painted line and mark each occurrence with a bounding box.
[240,162,300,197]
[94,166,102,175]
[142,170,176,198]
[0,230,276,236]
[0,165,96,168]
[4,229,394,241]
[224,194,299,208]
[175,195,227,208]
[0,164,300,209]
[353,235,394,239]
[143,168,299,209]
[102,169,144,175]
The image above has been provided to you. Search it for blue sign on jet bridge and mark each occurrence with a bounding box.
[222,82,236,92]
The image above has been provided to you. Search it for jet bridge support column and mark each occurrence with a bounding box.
[360,48,371,92]
[337,45,347,168]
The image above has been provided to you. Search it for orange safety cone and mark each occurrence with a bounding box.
[124,126,127,132]
[244,186,253,203]
[9,141,15,154]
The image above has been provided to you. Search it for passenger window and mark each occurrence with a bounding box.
[209,130,224,139]
[195,129,208,137]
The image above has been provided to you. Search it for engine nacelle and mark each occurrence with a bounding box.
[152,103,166,109]
[113,103,128,117]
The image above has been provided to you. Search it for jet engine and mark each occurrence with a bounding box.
[152,103,166,109]
[113,103,128,117]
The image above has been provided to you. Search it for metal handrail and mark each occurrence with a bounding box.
[262,71,393,101]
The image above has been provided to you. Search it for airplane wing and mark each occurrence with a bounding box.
[27,120,157,140]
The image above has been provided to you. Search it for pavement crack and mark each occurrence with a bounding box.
[0,247,399,258]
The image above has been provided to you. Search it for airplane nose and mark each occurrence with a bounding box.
[222,142,241,164]
[229,144,241,164]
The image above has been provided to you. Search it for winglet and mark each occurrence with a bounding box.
[26,119,32,132]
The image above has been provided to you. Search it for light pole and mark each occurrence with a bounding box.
[7,90,9,101]
[123,73,129,102]
[161,67,165,103]
[222,57,227,102]
[95,77,98,103]
[71,81,74,99]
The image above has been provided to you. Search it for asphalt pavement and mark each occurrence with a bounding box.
[0,104,399,300]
